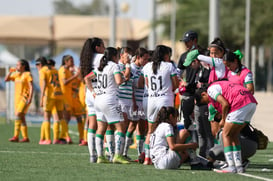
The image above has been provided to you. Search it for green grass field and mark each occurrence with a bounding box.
[0,121,272,181]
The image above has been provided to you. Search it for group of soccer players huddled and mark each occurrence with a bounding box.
[6,32,258,173]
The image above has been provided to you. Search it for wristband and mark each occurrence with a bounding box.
[125,63,131,68]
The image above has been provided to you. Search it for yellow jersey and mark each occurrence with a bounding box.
[71,77,81,100]
[10,71,33,105]
[58,66,73,101]
[79,81,86,108]
[39,66,63,99]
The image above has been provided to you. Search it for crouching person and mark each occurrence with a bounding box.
[150,106,210,170]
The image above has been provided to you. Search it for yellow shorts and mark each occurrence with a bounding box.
[71,98,85,116]
[15,99,30,114]
[44,97,64,112]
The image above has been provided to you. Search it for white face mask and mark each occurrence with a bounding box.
[191,45,195,50]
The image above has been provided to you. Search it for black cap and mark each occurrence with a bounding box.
[180,30,198,42]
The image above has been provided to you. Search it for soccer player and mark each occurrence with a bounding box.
[195,80,257,173]
[150,107,199,169]
[84,47,129,164]
[80,37,105,162]
[223,50,254,94]
[117,47,134,146]
[78,80,88,146]
[36,57,64,144]
[69,66,85,144]
[5,59,33,142]
[123,47,149,162]
[58,55,80,144]
[139,45,179,165]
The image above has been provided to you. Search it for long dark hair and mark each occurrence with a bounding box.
[19,59,31,72]
[61,55,73,66]
[152,106,178,132]
[151,45,169,74]
[135,47,148,58]
[98,47,118,71]
[80,37,103,78]
[223,51,243,75]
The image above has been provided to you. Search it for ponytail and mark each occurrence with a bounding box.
[98,47,118,71]
[98,56,108,71]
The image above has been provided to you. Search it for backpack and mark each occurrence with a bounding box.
[249,125,269,150]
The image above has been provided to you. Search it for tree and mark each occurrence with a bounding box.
[157,0,273,49]
[53,0,109,15]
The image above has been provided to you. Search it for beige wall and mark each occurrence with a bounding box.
[252,92,273,141]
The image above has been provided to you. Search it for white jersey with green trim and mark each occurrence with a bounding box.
[150,123,174,162]
[131,62,144,102]
[118,62,133,101]
[93,61,120,97]
[91,53,103,88]
[143,61,177,98]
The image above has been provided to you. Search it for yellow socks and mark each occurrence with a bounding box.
[44,121,51,141]
[40,122,46,140]
[83,129,88,142]
[77,122,84,140]
[21,125,28,139]
[14,119,22,137]
[60,119,68,139]
[53,122,60,141]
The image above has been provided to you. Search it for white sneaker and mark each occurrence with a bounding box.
[213,166,237,173]
[90,155,97,163]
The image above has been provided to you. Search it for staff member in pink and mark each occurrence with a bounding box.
[194,80,257,173]
[223,50,254,94]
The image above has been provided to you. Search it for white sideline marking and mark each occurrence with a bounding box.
[238,173,273,181]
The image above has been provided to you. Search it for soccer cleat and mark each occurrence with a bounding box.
[39,140,51,145]
[9,136,19,142]
[220,162,228,169]
[123,155,132,161]
[90,155,97,163]
[135,152,145,163]
[53,139,65,144]
[129,143,137,149]
[143,157,153,165]
[97,156,110,164]
[19,138,30,143]
[66,137,73,144]
[58,138,67,144]
[213,166,237,173]
[113,155,130,164]
[79,140,88,146]
[190,162,212,170]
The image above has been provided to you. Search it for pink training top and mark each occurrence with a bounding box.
[227,67,252,86]
[208,80,257,113]
[208,66,229,83]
